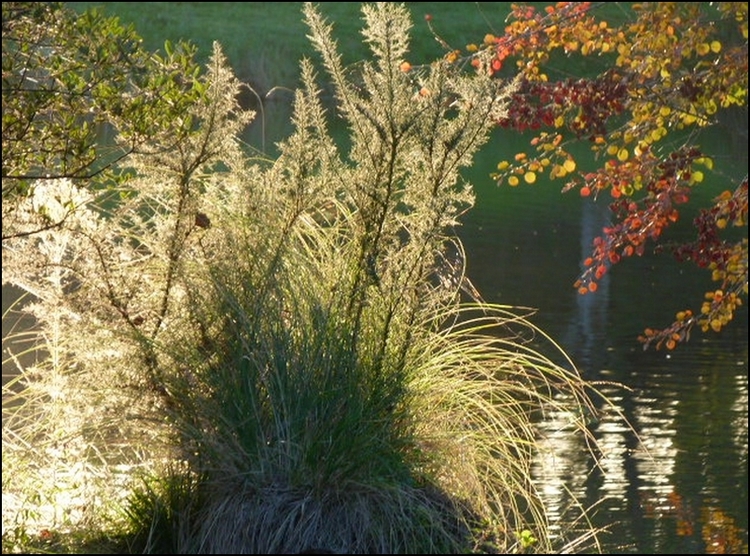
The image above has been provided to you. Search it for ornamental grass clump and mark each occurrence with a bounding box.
[3,3,606,553]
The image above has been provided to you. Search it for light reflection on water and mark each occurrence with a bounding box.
[528,343,748,553]
[531,398,593,545]
[732,374,749,462]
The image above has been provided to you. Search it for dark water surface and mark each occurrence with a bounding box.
[460,132,748,553]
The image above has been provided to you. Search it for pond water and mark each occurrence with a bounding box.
[460,128,748,553]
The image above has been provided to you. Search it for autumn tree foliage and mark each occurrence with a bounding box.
[430,2,748,349]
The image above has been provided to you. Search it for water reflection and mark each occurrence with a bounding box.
[731,373,749,462]
[530,340,748,553]
[532,395,593,543]
[561,198,612,371]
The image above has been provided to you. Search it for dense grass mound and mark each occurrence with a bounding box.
[3,3,606,553]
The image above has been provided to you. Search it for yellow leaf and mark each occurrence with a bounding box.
[524,171,537,184]
[710,40,722,53]
[508,175,520,186]
[554,115,565,128]
[497,160,510,171]
[563,159,576,173]
[617,148,629,161]
[691,170,704,183]
[697,43,710,56]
